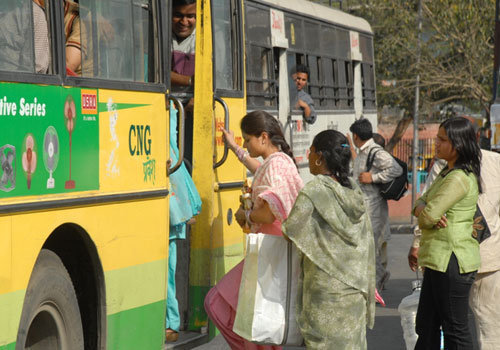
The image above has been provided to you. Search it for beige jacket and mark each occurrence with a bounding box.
[477,150,500,273]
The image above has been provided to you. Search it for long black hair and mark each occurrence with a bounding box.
[312,130,352,189]
[440,117,482,193]
[240,111,296,166]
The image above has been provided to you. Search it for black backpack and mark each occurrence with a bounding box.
[366,148,408,201]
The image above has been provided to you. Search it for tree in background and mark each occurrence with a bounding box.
[312,0,495,151]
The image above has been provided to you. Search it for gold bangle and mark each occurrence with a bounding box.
[188,76,192,86]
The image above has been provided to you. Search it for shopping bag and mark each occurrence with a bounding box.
[233,233,303,346]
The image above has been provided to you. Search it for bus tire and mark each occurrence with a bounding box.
[15,249,84,350]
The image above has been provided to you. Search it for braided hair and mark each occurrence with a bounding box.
[312,130,352,189]
[240,111,296,166]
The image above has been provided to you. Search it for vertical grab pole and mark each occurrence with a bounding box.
[213,96,230,169]
[167,95,185,175]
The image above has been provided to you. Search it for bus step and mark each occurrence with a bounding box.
[165,331,209,350]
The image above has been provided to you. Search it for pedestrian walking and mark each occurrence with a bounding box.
[204,111,303,350]
[349,118,402,292]
[282,130,375,349]
[412,117,481,349]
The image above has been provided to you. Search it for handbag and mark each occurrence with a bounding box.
[233,233,304,346]
[472,205,491,243]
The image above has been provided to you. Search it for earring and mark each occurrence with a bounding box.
[315,159,322,166]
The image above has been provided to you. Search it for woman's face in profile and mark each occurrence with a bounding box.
[436,127,457,162]
[242,132,263,158]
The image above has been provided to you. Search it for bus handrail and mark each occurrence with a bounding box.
[214,96,230,169]
[167,95,185,175]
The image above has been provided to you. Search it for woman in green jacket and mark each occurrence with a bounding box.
[413,117,481,349]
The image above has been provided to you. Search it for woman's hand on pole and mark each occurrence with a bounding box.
[221,127,238,152]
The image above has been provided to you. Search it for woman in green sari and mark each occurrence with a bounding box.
[282,130,375,349]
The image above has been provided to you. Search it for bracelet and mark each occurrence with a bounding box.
[245,210,254,226]
[235,146,249,162]
[188,76,192,86]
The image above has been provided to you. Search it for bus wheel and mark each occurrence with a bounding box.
[16,249,84,350]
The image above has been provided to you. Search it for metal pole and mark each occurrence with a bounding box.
[492,0,500,103]
[411,0,422,225]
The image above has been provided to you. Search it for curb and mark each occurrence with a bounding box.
[390,223,414,234]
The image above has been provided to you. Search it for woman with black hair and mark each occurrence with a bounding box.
[282,130,375,349]
[204,111,303,350]
[413,117,481,349]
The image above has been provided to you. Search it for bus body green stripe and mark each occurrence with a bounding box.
[187,285,210,331]
[105,259,167,315]
[190,243,244,287]
[0,290,25,347]
[187,243,244,331]
[0,342,15,350]
[107,300,166,350]
[0,300,167,350]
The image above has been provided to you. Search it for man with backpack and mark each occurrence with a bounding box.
[350,118,403,292]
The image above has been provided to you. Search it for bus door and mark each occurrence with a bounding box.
[208,0,246,304]
[183,0,246,334]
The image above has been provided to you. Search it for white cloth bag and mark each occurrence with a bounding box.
[233,233,303,346]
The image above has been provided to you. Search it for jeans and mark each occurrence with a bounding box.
[415,253,476,350]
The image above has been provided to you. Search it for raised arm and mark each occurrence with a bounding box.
[221,127,260,174]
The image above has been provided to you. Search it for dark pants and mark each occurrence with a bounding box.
[415,253,476,350]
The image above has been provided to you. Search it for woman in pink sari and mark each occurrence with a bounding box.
[204,111,303,350]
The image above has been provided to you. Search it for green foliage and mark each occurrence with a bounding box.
[348,0,495,119]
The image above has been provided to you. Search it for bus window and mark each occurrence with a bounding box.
[306,54,320,106]
[321,57,335,108]
[346,61,354,108]
[285,15,303,51]
[287,53,297,104]
[213,0,242,92]
[320,24,336,58]
[246,45,275,107]
[360,34,376,109]
[304,21,319,54]
[0,0,50,74]
[333,59,340,107]
[245,3,276,108]
[336,60,353,109]
[78,0,158,82]
[362,63,376,109]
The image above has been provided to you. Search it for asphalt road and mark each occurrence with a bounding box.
[192,233,479,350]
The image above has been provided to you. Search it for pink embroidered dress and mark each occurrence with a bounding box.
[205,152,303,350]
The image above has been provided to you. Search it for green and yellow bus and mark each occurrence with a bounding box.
[1,0,173,349]
[0,0,375,349]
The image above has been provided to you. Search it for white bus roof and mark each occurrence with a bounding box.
[255,0,373,34]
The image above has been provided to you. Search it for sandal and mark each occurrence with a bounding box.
[165,328,179,342]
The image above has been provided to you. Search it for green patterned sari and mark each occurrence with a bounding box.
[283,175,375,349]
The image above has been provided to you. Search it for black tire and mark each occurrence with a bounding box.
[15,249,84,350]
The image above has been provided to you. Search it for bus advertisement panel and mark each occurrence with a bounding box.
[0,83,99,196]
